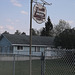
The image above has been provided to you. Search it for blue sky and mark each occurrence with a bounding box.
[0,0,75,35]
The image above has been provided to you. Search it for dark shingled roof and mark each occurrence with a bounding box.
[2,34,54,46]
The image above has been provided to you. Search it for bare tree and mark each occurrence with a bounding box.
[53,20,71,36]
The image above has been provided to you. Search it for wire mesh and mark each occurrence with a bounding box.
[45,49,75,75]
[32,56,41,75]
[0,53,42,75]
[0,54,30,75]
[0,54,13,75]
[15,54,30,75]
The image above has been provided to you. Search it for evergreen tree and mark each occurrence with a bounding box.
[21,32,26,35]
[40,16,53,36]
[54,29,75,49]
[2,31,9,34]
[14,30,21,35]
[40,27,46,36]
[32,28,39,36]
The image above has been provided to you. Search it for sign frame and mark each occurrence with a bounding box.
[33,3,47,24]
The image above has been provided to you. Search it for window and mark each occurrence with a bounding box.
[17,46,23,50]
[36,47,40,52]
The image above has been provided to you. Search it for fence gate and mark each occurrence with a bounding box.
[44,49,74,75]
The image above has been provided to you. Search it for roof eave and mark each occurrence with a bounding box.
[12,44,53,47]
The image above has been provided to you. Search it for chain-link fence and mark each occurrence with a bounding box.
[0,53,41,75]
[0,49,74,75]
[45,49,75,75]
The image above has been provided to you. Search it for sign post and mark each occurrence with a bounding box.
[30,0,33,75]
[29,1,52,75]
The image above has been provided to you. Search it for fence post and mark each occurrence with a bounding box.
[41,52,45,75]
[13,54,15,75]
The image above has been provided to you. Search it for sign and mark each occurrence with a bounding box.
[33,3,46,24]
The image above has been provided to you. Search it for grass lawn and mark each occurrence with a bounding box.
[45,59,74,75]
[0,59,74,75]
[0,60,41,75]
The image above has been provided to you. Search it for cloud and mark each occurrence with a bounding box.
[15,19,20,22]
[0,26,3,29]
[67,21,75,25]
[67,20,75,27]
[6,18,12,22]
[21,10,28,15]
[0,25,14,34]
[6,25,14,30]
[10,0,22,7]
[6,18,20,25]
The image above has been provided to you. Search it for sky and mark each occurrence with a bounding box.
[0,0,75,35]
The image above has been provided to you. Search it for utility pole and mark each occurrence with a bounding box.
[30,0,33,75]
[29,1,52,75]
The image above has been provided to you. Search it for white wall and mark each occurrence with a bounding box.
[13,46,30,55]
[13,46,46,56]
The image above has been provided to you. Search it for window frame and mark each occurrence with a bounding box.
[17,46,23,50]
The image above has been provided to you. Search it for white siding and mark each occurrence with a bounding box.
[40,47,45,52]
[13,46,29,55]
[13,46,46,56]
[13,46,37,55]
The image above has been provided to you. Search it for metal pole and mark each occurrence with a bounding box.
[13,54,15,75]
[41,52,45,75]
[30,0,33,75]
